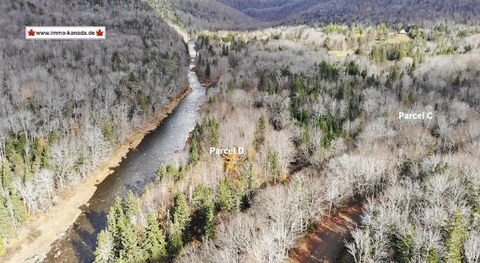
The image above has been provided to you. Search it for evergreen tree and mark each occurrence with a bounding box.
[395,231,413,263]
[168,192,191,255]
[190,138,199,165]
[94,230,114,263]
[118,216,144,262]
[267,151,281,182]
[124,191,141,225]
[0,198,13,242]
[10,193,27,226]
[192,185,215,238]
[107,197,124,255]
[254,115,266,150]
[218,179,234,211]
[102,122,115,144]
[168,221,184,256]
[0,160,12,192]
[143,213,167,262]
[427,248,439,263]
[172,192,190,229]
[444,211,468,263]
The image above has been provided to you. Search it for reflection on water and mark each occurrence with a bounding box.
[44,43,205,263]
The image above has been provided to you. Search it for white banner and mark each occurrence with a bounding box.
[25,26,106,40]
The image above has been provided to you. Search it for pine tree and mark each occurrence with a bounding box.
[123,191,141,225]
[118,216,144,262]
[0,199,13,242]
[10,193,27,226]
[0,160,12,192]
[190,139,199,165]
[107,197,124,255]
[168,221,183,256]
[254,115,266,150]
[143,213,167,262]
[168,192,191,255]
[172,192,190,229]
[395,231,413,263]
[267,151,281,182]
[427,248,439,263]
[218,179,234,212]
[444,211,468,263]
[192,185,215,238]
[243,161,255,193]
[94,230,114,263]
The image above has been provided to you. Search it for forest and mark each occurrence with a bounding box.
[149,0,480,33]
[93,22,480,262]
[0,0,189,255]
[1,0,480,262]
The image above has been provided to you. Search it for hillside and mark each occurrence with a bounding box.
[92,21,480,262]
[218,0,316,21]
[0,0,188,255]
[147,0,265,33]
[190,0,480,27]
[288,0,480,25]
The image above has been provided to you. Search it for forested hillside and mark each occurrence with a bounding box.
[288,0,480,25]
[146,0,263,33]
[0,0,188,253]
[94,23,480,262]
[218,0,316,21]
[164,0,480,29]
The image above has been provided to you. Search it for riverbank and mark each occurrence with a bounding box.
[1,86,191,263]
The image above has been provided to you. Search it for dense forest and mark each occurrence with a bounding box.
[94,22,480,262]
[287,0,480,25]
[145,0,264,33]
[151,0,480,31]
[0,0,188,254]
[1,0,480,262]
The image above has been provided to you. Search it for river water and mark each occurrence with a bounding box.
[44,43,205,263]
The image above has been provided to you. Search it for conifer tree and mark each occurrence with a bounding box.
[0,199,13,252]
[124,191,141,225]
[143,213,167,262]
[168,221,183,256]
[254,115,266,150]
[94,230,114,263]
[168,192,191,255]
[172,192,190,230]
[395,231,413,263]
[192,185,215,238]
[218,179,234,211]
[267,151,281,182]
[190,139,199,165]
[445,211,468,263]
[107,197,124,255]
[118,216,144,262]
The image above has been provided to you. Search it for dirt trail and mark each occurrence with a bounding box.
[290,203,364,263]
[1,87,190,263]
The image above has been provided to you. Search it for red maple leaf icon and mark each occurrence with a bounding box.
[28,29,35,36]
[96,29,103,37]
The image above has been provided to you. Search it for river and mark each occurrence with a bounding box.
[43,43,205,263]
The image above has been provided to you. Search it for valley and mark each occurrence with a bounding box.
[0,1,479,263]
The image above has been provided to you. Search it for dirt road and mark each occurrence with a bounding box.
[290,203,364,263]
